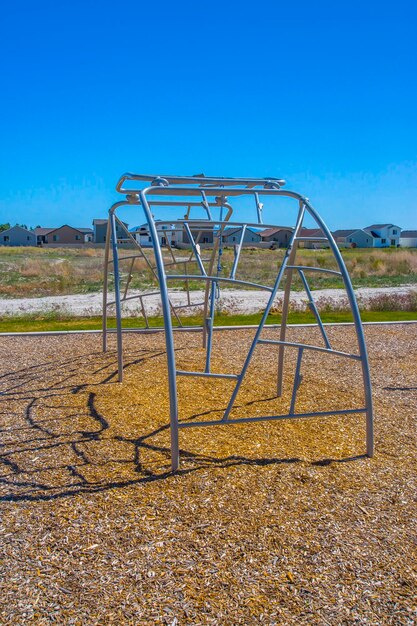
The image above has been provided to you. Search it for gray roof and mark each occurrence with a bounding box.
[75,228,93,234]
[364,223,400,230]
[34,227,55,235]
[1,225,35,235]
[332,229,357,238]
[401,230,417,237]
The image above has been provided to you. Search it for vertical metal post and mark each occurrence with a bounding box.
[277,204,303,395]
[102,219,111,353]
[205,280,216,372]
[140,190,180,472]
[289,348,304,414]
[303,201,374,457]
[222,205,306,421]
[109,209,124,383]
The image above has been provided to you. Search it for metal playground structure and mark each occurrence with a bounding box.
[102,173,374,472]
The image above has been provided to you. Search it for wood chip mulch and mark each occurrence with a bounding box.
[0,324,416,625]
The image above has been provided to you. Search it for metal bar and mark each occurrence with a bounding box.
[258,338,360,360]
[302,201,374,457]
[183,222,206,275]
[108,254,145,263]
[230,225,246,279]
[178,407,368,429]
[255,192,263,224]
[205,281,216,372]
[176,370,238,379]
[276,223,300,396]
[289,348,304,414]
[102,219,111,352]
[139,295,150,329]
[123,256,136,300]
[298,270,331,349]
[222,204,306,422]
[165,274,273,291]
[200,190,213,220]
[109,210,124,382]
[286,265,342,276]
[116,173,286,193]
[202,202,233,352]
[140,189,180,472]
[172,302,205,310]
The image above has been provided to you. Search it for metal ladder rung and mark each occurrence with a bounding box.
[176,370,238,379]
[173,302,205,310]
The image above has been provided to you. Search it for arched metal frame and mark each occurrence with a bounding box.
[103,174,374,472]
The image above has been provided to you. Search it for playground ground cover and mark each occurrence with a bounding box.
[0,324,416,624]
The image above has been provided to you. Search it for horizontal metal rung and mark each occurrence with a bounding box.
[176,370,238,379]
[286,265,342,276]
[178,407,368,428]
[258,339,361,360]
[108,254,145,264]
[173,302,205,310]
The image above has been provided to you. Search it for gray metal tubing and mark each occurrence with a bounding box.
[204,281,217,373]
[102,219,111,352]
[176,370,238,379]
[109,254,144,263]
[165,274,273,292]
[200,190,213,220]
[150,219,293,230]
[183,222,206,275]
[140,189,180,472]
[286,265,342,276]
[298,270,331,349]
[107,291,161,306]
[178,407,368,429]
[255,192,263,224]
[258,338,360,360]
[221,205,306,422]
[301,204,374,457]
[230,225,246,279]
[289,348,304,414]
[109,209,124,382]
[117,173,286,193]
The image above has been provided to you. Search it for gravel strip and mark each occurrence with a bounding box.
[0,325,416,624]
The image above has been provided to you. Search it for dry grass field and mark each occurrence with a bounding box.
[1,324,416,624]
[0,246,416,298]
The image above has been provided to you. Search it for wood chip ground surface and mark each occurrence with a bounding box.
[1,325,416,625]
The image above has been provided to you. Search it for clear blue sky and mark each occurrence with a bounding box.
[0,0,416,230]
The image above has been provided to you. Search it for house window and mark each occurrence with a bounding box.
[348,238,352,242]
[381,238,386,244]
[27,236,30,241]
[103,236,106,242]
[3,236,9,242]
[75,235,81,240]
[232,237,236,242]
[203,237,209,243]
[53,235,59,242]
[393,229,397,234]
[148,236,152,242]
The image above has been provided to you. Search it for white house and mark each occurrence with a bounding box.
[130,222,184,247]
[363,224,401,247]
[0,225,37,246]
[400,230,417,247]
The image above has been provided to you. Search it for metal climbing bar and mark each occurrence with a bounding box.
[103,172,374,471]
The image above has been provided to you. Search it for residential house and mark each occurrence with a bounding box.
[37,225,94,244]
[130,222,185,247]
[400,230,417,247]
[295,227,328,248]
[332,229,375,248]
[182,226,214,246]
[0,225,37,246]
[260,227,293,247]
[34,227,54,244]
[363,224,401,247]
[93,219,129,243]
[222,227,262,244]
